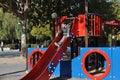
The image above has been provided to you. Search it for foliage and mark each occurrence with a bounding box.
[30,22,52,45]
[117,31,120,40]
[112,0,120,20]
[0,0,120,47]
[28,0,83,27]
[89,0,116,20]
[0,8,21,41]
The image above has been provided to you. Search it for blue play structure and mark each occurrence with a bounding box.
[27,46,120,80]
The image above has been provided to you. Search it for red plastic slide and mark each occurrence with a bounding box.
[20,35,70,80]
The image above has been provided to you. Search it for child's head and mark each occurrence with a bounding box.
[61,23,67,28]
[62,19,69,24]
[61,19,72,28]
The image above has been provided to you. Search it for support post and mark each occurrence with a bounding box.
[85,0,88,47]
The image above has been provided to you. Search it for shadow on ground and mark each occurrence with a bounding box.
[0,70,25,77]
[50,77,70,80]
[0,50,20,58]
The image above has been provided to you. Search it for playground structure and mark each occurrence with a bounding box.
[21,5,120,80]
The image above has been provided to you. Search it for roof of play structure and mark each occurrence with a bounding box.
[104,20,120,26]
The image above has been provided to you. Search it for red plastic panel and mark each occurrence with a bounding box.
[89,15,94,36]
[87,14,102,36]
[93,15,102,36]
[72,14,86,37]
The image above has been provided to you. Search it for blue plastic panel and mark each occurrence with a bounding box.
[27,47,120,80]
[112,47,120,80]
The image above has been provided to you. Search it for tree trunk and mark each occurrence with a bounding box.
[20,0,29,58]
[20,20,27,57]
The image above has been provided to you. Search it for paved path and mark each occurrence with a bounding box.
[0,50,26,80]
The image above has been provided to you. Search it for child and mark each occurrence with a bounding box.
[54,19,71,47]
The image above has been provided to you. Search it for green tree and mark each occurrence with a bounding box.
[112,0,120,20]
[0,0,120,57]
[89,0,116,20]
[0,8,4,40]
[0,0,29,57]
[0,11,20,42]
[30,22,52,46]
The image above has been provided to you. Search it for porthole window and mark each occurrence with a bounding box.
[81,49,110,80]
[28,49,44,69]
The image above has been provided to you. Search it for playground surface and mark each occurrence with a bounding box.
[50,76,87,80]
[0,50,26,80]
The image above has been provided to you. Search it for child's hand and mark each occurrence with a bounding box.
[55,33,58,37]
[66,34,69,37]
